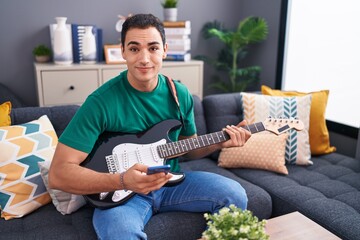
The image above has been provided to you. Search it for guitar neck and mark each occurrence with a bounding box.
[157,121,266,159]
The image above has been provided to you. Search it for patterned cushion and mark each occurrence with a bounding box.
[0,101,11,127]
[0,115,57,220]
[219,132,289,174]
[261,85,336,155]
[38,161,86,215]
[240,92,312,165]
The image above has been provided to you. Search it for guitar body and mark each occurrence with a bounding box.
[82,119,185,209]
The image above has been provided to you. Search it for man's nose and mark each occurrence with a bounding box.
[138,50,150,63]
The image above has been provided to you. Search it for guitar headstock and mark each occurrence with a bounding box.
[263,117,304,135]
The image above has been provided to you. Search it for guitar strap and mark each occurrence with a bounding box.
[164,75,185,128]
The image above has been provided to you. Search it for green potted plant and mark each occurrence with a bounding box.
[33,44,52,63]
[195,17,269,92]
[201,204,269,240]
[161,0,179,21]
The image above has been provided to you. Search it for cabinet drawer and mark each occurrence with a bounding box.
[41,70,99,106]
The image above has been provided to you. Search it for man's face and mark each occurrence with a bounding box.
[121,27,167,88]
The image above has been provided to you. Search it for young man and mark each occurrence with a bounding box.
[49,14,250,239]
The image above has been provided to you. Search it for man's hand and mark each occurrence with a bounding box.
[122,164,173,195]
[220,120,251,149]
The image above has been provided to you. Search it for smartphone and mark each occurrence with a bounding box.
[147,165,171,175]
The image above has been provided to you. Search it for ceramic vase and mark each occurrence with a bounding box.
[81,26,97,64]
[53,17,73,65]
[163,8,178,22]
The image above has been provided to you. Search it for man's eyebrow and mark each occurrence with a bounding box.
[126,41,161,46]
[127,41,140,46]
[148,41,161,46]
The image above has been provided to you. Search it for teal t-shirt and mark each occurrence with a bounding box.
[59,70,196,172]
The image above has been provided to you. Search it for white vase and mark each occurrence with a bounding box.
[53,17,73,65]
[163,8,178,22]
[81,26,97,64]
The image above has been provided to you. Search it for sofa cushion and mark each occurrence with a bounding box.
[0,115,57,220]
[218,132,288,174]
[0,101,11,127]
[231,152,360,240]
[0,202,205,240]
[240,92,312,165]
[203,93,244,160]
[261,85,336,155]
[0,203,97,240]
[145,212,206,240]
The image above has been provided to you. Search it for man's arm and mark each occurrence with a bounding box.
[181,120,251,160]
[48,143,172,195]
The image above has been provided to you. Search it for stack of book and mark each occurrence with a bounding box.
[163,20,191,61]
[49,23,103,63]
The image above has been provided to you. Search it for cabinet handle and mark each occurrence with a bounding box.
[69,86,75,90]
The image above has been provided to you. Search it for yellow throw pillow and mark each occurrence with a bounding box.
[219,132,289,175]
[261,85,336,155]
[0,115,57,220]
[0,101,11,127]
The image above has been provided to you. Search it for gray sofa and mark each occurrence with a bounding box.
[1,93,359,240]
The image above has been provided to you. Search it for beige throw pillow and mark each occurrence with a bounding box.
[219,132,289,175]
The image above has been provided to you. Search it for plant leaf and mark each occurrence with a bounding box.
[238,17,269,44]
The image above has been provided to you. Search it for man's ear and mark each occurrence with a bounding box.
[121,44,126,60]
[162,43,168,59]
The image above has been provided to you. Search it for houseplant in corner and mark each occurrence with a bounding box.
[195,17,268,92]
[161,0,178,21]
[201,204,269,240]
[33,44,52,63]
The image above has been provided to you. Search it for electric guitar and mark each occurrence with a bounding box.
[82,117,304,209]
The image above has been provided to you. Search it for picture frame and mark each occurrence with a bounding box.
[104,45,125,64]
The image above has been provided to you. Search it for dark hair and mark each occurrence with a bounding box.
[121,14,166,47]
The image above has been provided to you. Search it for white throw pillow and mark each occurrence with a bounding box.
[38,161,86,215]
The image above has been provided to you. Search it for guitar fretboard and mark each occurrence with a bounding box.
[157,121,265,159]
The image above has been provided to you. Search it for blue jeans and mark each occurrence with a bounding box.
[93,171,248,240]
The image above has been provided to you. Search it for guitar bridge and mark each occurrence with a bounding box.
[105,155,119,173]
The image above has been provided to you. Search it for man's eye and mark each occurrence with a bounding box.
[129,48,138,52]
[150,47,159,51]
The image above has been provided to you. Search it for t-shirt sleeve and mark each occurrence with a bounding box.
[59,94,107,153]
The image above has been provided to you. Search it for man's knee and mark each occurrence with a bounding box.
[222,179,248,210]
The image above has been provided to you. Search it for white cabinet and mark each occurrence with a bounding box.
[34,61,203,107]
